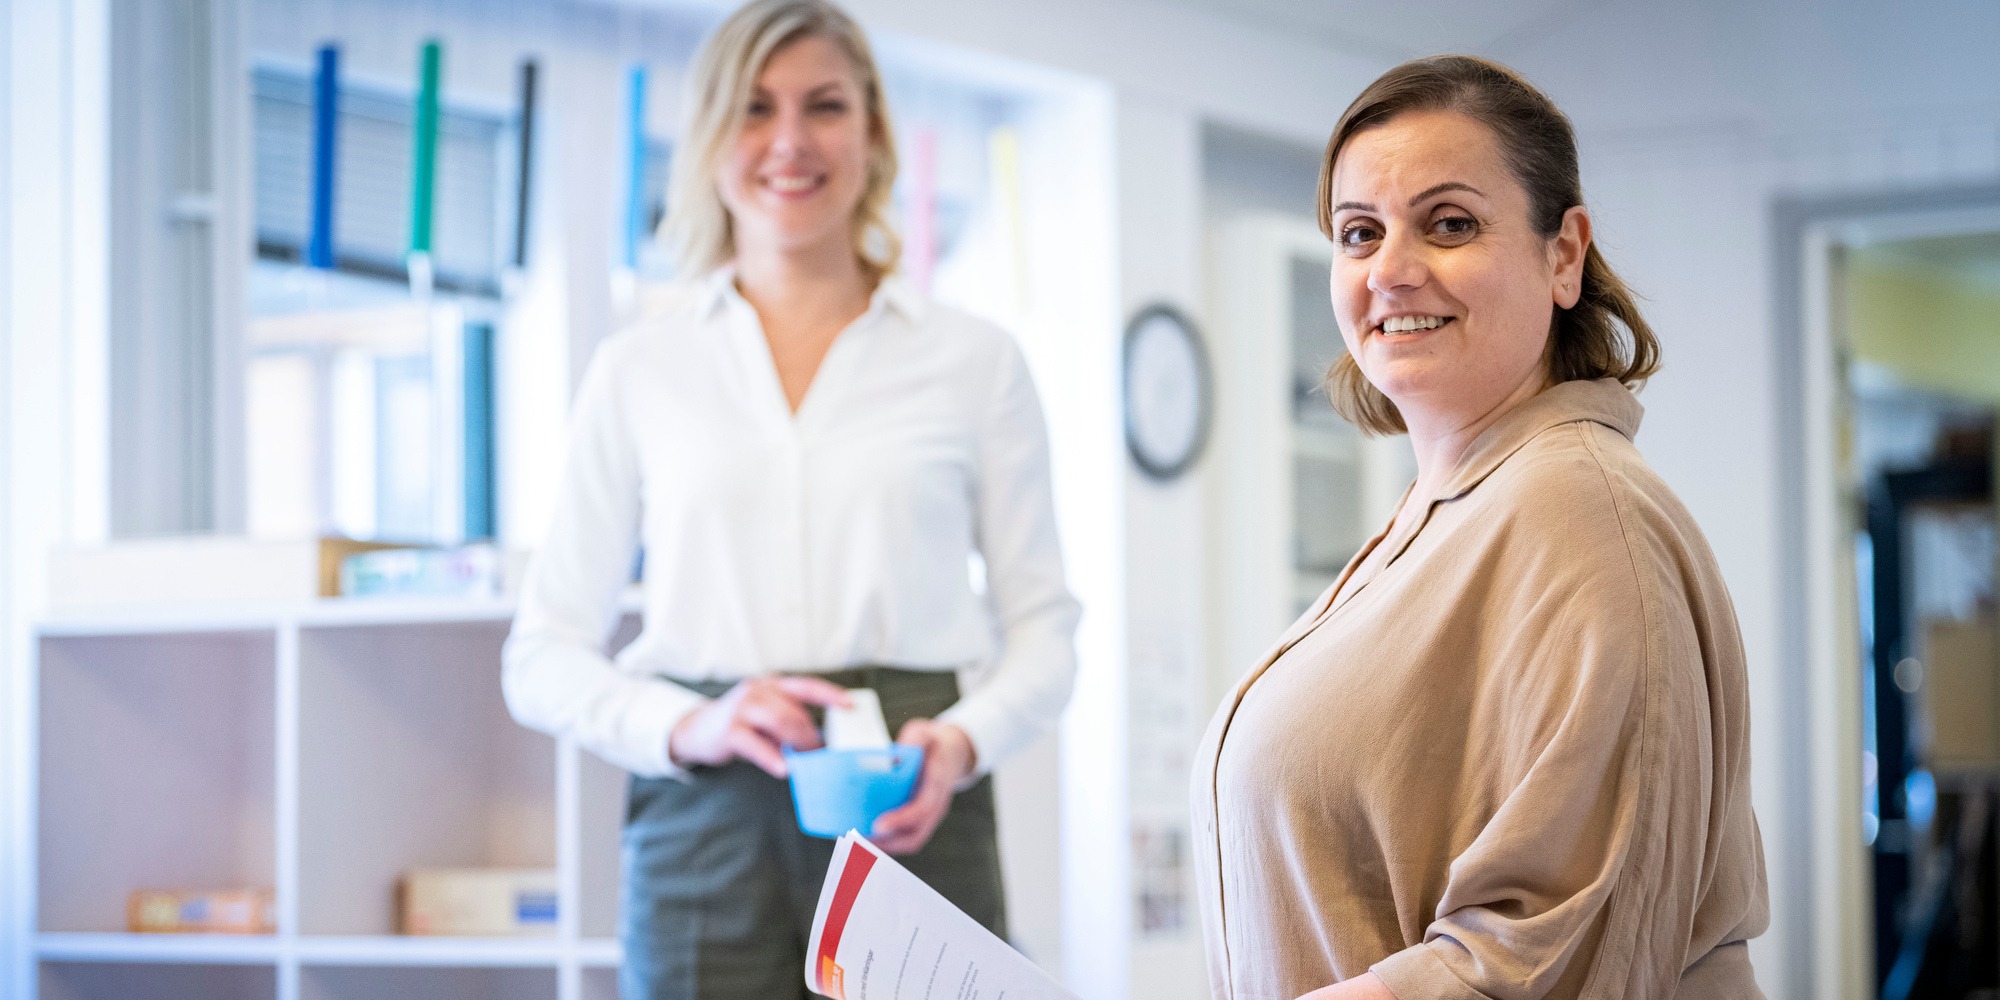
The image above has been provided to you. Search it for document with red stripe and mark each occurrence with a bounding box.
[806,832,1077,1000]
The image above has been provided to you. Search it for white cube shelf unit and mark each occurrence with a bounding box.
[25,598,642,1000]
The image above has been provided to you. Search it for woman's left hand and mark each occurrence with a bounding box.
[1296,973,1395,1000]
[870,719,977,855]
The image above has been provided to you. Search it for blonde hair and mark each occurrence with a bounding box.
[1317,56,1660,436]
[664,0,901,278]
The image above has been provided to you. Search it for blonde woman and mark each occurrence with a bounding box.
[502,3,1080,996]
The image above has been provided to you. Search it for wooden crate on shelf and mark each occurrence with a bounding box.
[1922,614,2000,771]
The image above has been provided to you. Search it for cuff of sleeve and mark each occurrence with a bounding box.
[936,698,1012,788]
[625,681,711,781]
[1370,941,1488,1000]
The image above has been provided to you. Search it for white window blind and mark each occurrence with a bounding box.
[252,64,505,296]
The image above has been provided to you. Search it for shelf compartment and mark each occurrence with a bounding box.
[300,964,555,1000]
[582,966,619,1000]
[37,631,277,933]
[577,612,641,940]
[296,619,555,935]
[577,751,626,941]
[39,960,275,1000]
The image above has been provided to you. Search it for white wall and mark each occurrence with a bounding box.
[633,0,1388,149]
[3,0,113,995]
[1203,122,1322,223]
[1115,96,1211,998]
[1491,0,2000,142]
[0,0,14,992]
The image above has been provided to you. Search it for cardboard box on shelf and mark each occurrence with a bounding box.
[398,868,558,937]
[1922,615,2000,771]
[50,536,415,609]
[339,544,515,598]
[127,888,276,934]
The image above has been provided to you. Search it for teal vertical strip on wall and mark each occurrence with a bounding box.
[462,322,496,540]
[410,39,443,256]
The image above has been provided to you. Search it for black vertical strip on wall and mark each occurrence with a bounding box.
[514,60,538,269]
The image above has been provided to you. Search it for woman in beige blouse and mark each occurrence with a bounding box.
[1191,56,1770,1000]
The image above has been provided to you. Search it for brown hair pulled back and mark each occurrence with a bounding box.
[1317,55,1659,436]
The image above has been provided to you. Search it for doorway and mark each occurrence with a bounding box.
[1786,187,2000,1000]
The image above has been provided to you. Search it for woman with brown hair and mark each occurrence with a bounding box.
[502,2,1080,997]
[1191,56,1769,999]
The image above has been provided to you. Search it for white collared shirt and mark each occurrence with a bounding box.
[502,270,1081,778]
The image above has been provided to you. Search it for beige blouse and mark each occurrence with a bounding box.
[1191,379,1769,1000]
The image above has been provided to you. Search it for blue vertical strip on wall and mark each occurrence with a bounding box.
[623,64,648,269]
[308,44,340,269]
[462,322,497,541]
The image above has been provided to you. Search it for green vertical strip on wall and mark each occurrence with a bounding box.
[409,39,443,256]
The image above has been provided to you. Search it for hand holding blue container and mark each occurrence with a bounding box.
[784,688,922,839]
[783,744,925,839]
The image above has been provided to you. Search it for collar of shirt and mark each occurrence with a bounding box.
[692,264,930,326]
[1432,377,1645,504]
[1310,378,1646,638]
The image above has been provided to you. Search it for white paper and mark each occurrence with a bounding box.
[825,688,893,750]
[805,832,1078,1000]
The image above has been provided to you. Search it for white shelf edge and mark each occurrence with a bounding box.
[33,932,621,969]
[285,598,523,630]
[575,937,622,967]
[35,932,281,964]
[36,597,519,637]
[293,935,567,967]
[36,586,645,636]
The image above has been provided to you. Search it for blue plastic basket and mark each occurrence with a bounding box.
[783,745,924,839]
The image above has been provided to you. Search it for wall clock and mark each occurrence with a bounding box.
[1123,303,1213,481]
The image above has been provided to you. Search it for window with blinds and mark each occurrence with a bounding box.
[252,64,507,297]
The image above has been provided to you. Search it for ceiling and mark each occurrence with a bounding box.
[1151,0,1595,59]
[584,0,2000,141]
[1146,0,2000,138]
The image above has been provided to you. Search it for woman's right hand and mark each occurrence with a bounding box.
[667,676,852,777]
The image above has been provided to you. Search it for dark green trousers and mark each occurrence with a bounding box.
[620,667,1006,1000]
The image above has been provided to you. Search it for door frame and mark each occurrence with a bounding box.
[1773,182,2000,1000]
[1201,212,1415,708]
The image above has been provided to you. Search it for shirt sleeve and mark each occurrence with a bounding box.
[937,336,1083,776]
[501,340,710,779]
[1369,571,1714,1000]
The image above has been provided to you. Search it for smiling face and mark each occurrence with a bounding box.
[1326,109,1589,434]
[716,34,876,262]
